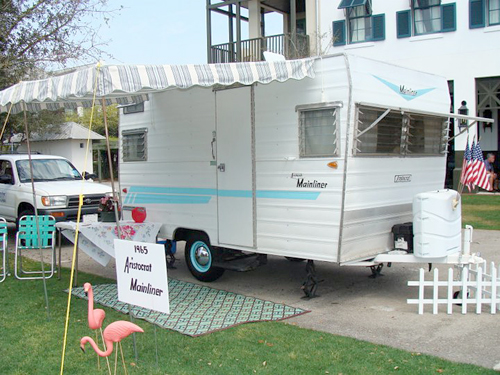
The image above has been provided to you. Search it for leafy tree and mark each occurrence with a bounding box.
[66,104,119,137]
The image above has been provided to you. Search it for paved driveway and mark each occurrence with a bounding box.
[24,228,500,369]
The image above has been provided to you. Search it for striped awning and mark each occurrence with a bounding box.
[0,59,315,114]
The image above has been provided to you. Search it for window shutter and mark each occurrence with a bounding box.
[333,20,346,46]
[371,14,386,41]
[396,10,411,38]
[441,3,456,32]
[469,0,485,28]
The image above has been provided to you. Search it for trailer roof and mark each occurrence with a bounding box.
[0,59,315,114]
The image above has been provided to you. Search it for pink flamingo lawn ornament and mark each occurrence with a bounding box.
[84,282,110,372]
[81,320,144,375]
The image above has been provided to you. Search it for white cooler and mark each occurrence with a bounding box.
[413,189,461,258]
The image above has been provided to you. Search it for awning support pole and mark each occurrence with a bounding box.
[101,99,122,239]
[448,120,478,143]
[23,102,50,321]
[355,108,391,139]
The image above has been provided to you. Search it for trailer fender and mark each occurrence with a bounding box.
[173,228,209,243]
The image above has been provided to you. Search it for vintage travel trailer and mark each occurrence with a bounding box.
[119,53,473,283]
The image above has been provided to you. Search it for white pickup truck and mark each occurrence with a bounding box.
[0,154,112,222]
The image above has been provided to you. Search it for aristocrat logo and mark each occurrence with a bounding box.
[372,75,435,101]
[394,174,412,183]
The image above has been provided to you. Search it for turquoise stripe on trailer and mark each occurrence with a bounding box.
[125,186,321,203]
[129,194,212,205]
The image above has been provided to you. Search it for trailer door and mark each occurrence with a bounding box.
[215,87,255,248]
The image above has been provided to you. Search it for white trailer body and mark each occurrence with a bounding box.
[119,54,451,269]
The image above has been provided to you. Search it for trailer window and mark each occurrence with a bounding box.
[122,128,147,162]
[356,107,402,155]
[407,114,447,154]
[354,105,447,156]
[123,102,144,114]
[299,107,338,157]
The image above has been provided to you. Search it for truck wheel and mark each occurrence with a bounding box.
[185,237,224,282]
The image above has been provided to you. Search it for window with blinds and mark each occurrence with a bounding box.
[298,105,339,158]
[122,128,147,162]
[354,105,448,156]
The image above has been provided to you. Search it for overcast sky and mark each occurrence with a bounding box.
[89,0,282,66]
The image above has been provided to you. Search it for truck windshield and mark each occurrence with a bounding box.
[16,159,83,182]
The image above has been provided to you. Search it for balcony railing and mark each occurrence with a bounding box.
[210,33,310,64]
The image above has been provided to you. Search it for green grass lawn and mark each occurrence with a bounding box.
[0,259,496,374]
[462,195,500,230]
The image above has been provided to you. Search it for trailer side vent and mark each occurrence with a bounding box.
[122,128,148,162]
[298,104,339,158]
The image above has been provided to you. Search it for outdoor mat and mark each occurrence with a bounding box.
[69,280,309,336]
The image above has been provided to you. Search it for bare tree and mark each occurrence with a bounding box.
[0,0,118,89]
[0,0,120,145]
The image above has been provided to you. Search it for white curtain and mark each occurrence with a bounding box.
[350,17,372,42]
[490,0,500,25]
[349,6,372,43]
[414,6,441,34]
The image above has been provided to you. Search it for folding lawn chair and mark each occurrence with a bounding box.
[0,218,7,282]
[14,215,56,280]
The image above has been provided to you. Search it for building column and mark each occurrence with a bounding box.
[206,0,212,63]
[305,0,318,55]
[248,0,261,39]
[236,2,242,61]
[453,76,477,189]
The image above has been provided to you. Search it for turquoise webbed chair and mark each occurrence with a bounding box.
[0,218,7,282]
[14,215,56,280]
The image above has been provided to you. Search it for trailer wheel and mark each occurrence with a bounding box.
[185,237,224,282]
[285,257,305,262]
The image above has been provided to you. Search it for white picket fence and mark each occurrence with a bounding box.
[407,262,500,314]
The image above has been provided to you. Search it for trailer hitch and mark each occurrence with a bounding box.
[301,260,323,299]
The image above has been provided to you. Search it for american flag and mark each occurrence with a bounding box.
[471,141,492,191]
[460,138,473,192]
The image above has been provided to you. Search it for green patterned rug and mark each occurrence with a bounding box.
[69,280,309,336]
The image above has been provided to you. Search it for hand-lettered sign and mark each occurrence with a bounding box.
[114,239,169,314]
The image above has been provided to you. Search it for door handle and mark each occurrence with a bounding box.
[217,163,225,172]
[211,131,216,160]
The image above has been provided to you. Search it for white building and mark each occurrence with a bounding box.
[16,122,104,174]
[207,0,500,186]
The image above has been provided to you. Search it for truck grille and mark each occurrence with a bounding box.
[67,194,105,208]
